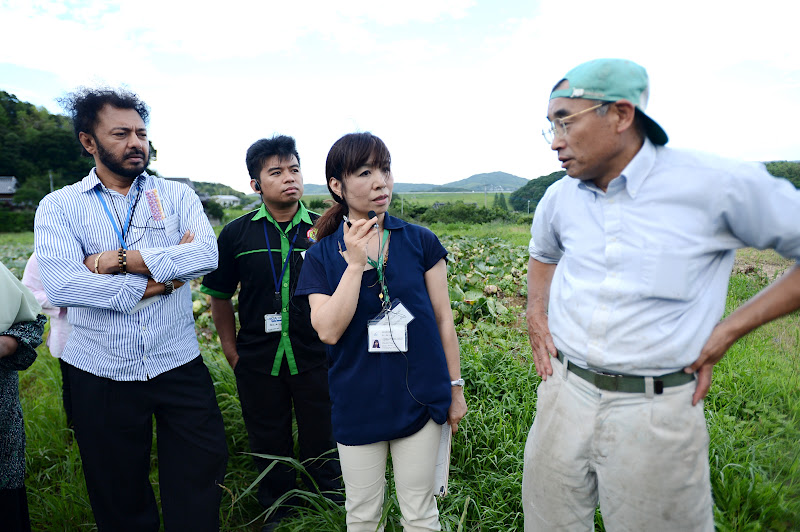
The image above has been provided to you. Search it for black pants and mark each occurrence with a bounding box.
[66,357,228,532]
[0,487,31,532]
[234,361,342,509]
[58,358,73,428]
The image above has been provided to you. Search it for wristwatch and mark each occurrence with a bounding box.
[451,378,465,387]
[163,280,175,295]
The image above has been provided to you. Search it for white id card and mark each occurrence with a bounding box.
[164,213,180,235]
[264,313,282,333]
[367,299,415,353]
[368,322,408,352]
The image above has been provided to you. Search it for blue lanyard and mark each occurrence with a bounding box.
[263,220,299,300]
[94,184,137,249]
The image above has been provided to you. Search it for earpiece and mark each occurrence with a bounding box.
[254,181,261,192]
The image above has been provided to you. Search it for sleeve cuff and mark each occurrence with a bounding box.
[529,248,562,264]
[200,285,233,299]
[139,248,175,283]
[109,274,149,313]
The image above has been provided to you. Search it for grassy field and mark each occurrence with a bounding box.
[3,227,799,531]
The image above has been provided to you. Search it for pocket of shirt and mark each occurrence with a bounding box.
[641,249,694,301]
[142,219,180,247]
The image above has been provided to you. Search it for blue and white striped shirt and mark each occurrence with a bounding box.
[34,169,218,381]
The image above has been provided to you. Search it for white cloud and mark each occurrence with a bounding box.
[1,0,798,193]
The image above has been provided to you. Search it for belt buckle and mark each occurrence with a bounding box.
[594,372,621,391]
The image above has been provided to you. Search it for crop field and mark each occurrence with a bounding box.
[3,227,799,531]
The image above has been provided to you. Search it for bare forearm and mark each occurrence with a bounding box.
[310,265,365,344]
[0,336,19,359]
[91,248,149,275]
[140,278,183,299]
[526,257,556,315]
[210,297,239,366]
[718,264,800,343]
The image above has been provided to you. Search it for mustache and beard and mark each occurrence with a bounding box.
[95,138,150,180]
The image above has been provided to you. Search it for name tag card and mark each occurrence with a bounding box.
[367,299,414,353]
[265,313,282,333]
[163,213,180,235]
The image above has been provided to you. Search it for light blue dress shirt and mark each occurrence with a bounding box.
[34,169,218,381]
[530,139,800,375]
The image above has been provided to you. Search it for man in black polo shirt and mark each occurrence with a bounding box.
[201,135,341,531]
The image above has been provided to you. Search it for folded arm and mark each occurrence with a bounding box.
[96,187,218,283]
[35,197,149,312]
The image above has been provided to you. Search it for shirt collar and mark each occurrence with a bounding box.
[619,137,657,199]
[251,202,313,226]
[382,213,407,230]
[80,168,147,194]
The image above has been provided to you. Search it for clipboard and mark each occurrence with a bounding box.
[434,422,452,497]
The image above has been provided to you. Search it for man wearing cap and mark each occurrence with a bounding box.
[523,58,800,530]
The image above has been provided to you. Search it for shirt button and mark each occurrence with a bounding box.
[282,332,287,337]
[142,325,147,330]
[283,283,289,288]
[282,308,287,312]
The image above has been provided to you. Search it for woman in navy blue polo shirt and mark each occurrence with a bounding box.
[295,132,467,531]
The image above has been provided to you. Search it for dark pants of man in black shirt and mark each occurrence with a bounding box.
[234,360,342,514]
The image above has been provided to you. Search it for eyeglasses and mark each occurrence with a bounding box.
[542,102,610,144]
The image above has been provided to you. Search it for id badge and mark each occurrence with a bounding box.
[368,322,408,352]
[163,213,180,235]
[367,299,415,353]
[264,313,282,333]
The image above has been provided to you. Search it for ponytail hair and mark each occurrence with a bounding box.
[314,132,391,241]
[315,202,346,241]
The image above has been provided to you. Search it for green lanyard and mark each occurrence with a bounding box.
[366,229,391,307]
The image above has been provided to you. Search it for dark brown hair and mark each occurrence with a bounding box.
[314,132,391,240]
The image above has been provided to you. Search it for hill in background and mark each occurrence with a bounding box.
[444,171,529,191]
[303,171,529,195]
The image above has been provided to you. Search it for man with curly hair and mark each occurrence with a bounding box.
[34,87,228,532]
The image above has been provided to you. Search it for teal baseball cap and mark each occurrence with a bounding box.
[550,58,668,145]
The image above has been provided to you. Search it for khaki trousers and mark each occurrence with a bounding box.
[523,355,714,532]
[337,419,442,532]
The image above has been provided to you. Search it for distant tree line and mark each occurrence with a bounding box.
[192,181,248,200]
[0,91,93,204]
[509,170,566,212]
[765,161,800,188]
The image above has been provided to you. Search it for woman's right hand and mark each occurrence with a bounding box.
[342,216,378,268]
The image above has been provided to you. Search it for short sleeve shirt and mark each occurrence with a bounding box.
[295,215,452,445]
[201,203,326,375]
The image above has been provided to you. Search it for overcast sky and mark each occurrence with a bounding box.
[1,0,797,193]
